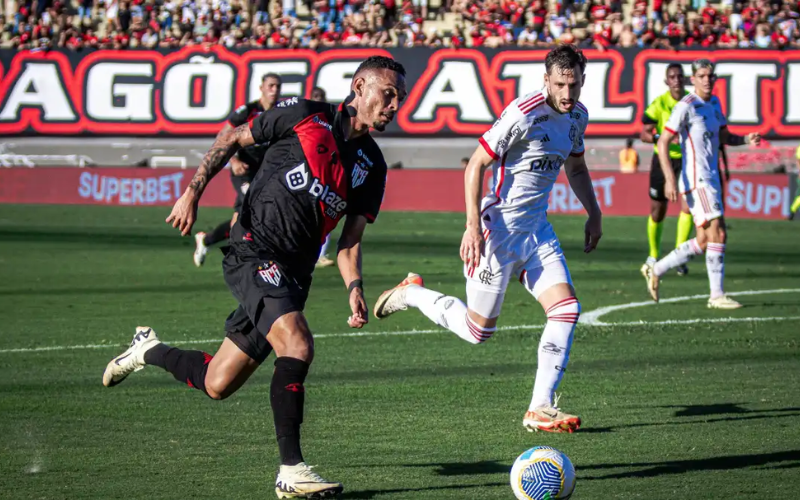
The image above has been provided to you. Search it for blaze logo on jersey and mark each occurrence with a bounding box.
[309,178,347,219]
[257,262,282,287]
[285,163,309,190]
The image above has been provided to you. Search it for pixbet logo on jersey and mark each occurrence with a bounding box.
[530,155,565,172]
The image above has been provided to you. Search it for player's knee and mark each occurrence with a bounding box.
[205,378,234,400]
[465,313,497,344]
[545,296,581,323]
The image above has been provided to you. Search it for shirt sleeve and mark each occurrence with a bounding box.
[642,96,659,124]
[227,103,251,127]
[249,99,304,145]
[714,98,727,128]
[348,152,386,224]
[570,107,588,156]
[664,100,690,135]
[479,101,529,160]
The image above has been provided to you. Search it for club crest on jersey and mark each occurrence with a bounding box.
[257,262,282,287]
[352,162,369,188]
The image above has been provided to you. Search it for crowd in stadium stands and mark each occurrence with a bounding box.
[0,0,798,49]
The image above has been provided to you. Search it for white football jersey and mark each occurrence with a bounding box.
[664,92,726,193]
[478,88,589,231]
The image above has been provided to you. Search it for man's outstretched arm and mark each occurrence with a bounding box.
[167,124,255,235]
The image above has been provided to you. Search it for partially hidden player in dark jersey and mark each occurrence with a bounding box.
[102,56,406,499]
[640,63,694,278]
[309,86,337,270]
[193,73,283,267]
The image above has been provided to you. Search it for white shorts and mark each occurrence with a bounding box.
[464,223,572,319]
[684,184,723,227]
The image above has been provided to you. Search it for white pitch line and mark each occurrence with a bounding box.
[581,288,800,326]
[2,311,799,355]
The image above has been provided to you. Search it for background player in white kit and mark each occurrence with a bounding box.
[643,59,760,309]
[373,45,602,434]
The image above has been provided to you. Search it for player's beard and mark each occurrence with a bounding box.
[372,122,387,132]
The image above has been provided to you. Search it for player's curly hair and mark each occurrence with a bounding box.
[545,44,587,75]
[354,56,406,77]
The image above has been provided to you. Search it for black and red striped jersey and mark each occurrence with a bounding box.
[229,97,387,277]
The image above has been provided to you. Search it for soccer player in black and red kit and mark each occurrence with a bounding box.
[102,57,406,498]
[193,72,283,267]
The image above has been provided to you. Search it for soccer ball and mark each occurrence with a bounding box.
[510,446,576,500]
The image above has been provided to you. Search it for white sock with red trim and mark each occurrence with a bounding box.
[404,285,494,345]
[705,242,726,299]
[654,238,703,277]
[530,297,580,410]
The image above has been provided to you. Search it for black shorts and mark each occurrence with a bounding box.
[649,154,683,201]
[222,250,312,363]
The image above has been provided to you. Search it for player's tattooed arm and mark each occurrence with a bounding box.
[188,124,256,194]
[167,124,255,236]
[720,127,760,147]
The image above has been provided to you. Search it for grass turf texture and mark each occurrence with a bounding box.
[1,205,799,499]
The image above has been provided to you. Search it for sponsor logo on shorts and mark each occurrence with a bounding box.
[542,342,563,355]
[257,262,282,287]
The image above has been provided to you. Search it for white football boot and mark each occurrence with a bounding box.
[640,256,656,280]
[193,232,208,267]
[707,295,743,310]
[641,262,660,302]
[275,463,343,499]
[102,327,161,387]
[373,273,425,319]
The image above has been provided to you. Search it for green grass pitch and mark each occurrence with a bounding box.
[1,205,798,499]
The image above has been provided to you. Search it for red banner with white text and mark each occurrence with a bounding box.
[0,168,790,220]
[1,47,800,138]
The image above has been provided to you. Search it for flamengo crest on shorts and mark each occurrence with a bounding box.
[257,262,282,287]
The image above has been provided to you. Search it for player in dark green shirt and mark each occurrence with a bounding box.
[640,63,694,277]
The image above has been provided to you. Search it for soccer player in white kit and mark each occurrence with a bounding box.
[643,59,760,309]
[373,45,602,433]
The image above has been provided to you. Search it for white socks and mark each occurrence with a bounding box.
[706,242,726,298]
[654,238,703,277]
[530,297,580,410]
[653,237,727,298]
[404,284,581,410]
[404,285,495,345]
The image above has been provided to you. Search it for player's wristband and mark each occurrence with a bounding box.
[728,135,747,146]
[348,279,363,293]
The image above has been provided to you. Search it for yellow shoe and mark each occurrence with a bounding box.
[373,273,425,319]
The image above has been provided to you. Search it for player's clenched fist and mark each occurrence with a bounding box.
[460,226,484,267]
[347,288,369,329]
[166,191,199,236]
[584,213,603,253]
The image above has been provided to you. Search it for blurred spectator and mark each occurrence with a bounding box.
[619,138,639,173]
[2,0,799,50]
